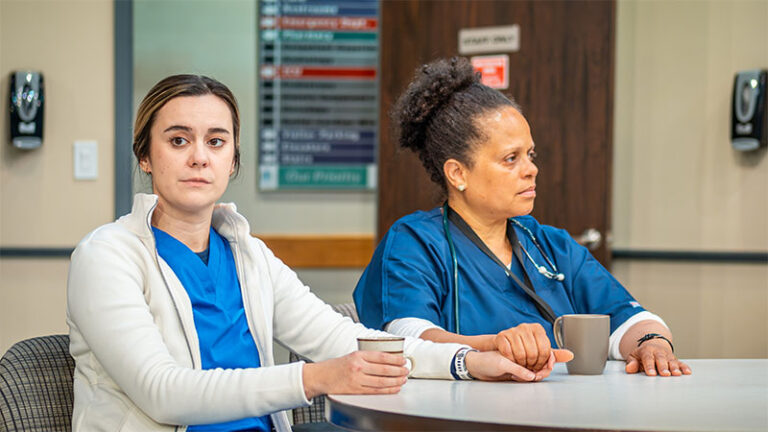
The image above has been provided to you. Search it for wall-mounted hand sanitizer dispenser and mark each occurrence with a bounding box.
[9,71,44,150]
[731,69,767,152]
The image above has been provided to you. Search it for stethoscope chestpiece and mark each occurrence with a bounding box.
[536,265,565,281]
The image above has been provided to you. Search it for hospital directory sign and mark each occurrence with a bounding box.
[257,0,379,190]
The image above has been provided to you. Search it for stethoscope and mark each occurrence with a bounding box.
[508,219,565,282]
[441,203,565,334]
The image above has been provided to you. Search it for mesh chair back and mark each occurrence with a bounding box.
[0,335,75,432]
[291,303,359,425]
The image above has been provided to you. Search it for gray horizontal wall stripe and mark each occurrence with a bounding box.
[0,248,74,258]
[2,247,766,263]
[611,249,767,263]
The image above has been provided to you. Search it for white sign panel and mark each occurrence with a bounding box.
[458,25,520,55]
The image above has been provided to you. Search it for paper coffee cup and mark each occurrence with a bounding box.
[357,336,414,372]
[356,336,405,354]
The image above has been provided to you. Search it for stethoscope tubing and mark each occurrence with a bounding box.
[509,219,563,278]
[442,208,462,335]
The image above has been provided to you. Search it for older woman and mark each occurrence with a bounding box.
[66,74,570,432]
[354,57,691,378]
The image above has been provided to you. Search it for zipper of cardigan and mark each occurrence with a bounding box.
[145,200,198,369]
[231,219,287,431]
[231,218,287,431]
[230,224,265,365]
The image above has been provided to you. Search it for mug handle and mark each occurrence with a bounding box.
[553,316,564,349]
[404,356,416,376]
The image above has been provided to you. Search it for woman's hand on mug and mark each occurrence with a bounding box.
[492,323,553,371]
[302,351,409,399]
[466,349,574,382]
[625,339,692,377]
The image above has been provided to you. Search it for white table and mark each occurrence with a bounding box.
[327,360,768,431]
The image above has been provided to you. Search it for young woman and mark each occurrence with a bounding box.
[354,57,691,378]
[66,75,570,432]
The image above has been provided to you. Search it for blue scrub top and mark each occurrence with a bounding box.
[154,227,272,432]
[353,208,645,345]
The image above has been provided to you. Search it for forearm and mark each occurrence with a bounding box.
[618,319,673,359]
[420,328,495,352]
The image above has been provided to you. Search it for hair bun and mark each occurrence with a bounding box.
[393,57,479,153]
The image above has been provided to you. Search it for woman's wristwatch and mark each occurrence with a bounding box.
[637,333,674,353]
[451,347,478,380]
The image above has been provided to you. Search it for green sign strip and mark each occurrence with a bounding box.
[278,166,370,189]
[278,30,377,42]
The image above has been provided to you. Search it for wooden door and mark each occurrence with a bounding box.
[378,0,615,266]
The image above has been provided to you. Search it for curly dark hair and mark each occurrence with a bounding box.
[392,57,519,191]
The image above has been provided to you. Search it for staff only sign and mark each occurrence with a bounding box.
[458,24,520,55]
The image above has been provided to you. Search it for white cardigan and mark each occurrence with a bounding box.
[67,194,464,431]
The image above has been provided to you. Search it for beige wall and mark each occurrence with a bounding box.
[0,0,113,353]
[612,0,768,358]
[0,259,70,354]
[613,260,767,358]
[613,0,767,251]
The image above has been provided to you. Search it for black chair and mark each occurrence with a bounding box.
[290,303,359,426]
[0,335,75,432]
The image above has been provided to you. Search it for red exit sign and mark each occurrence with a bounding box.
[471,55,509,90]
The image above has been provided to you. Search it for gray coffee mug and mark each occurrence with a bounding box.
[553,314,609,375]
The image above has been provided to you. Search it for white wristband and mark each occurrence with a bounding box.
[454,347,477,380]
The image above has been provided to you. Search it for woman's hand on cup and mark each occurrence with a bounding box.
[625,339,692,377]
[492,323,553,371]
[466,349,573,382]
[302,351,409,399]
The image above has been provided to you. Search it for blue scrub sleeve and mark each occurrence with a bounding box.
[354,225,448,331]
[554,228,645,333]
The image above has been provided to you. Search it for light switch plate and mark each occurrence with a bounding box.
[74,140,98,180]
